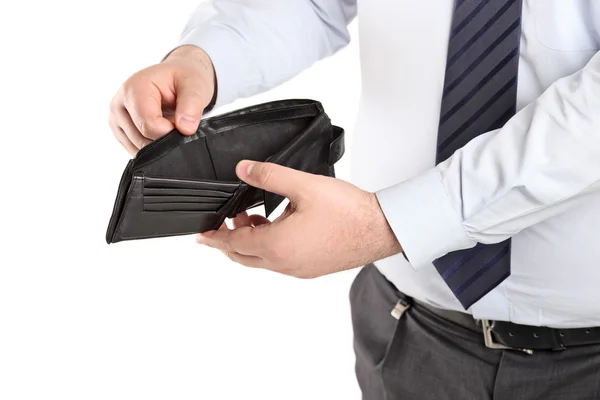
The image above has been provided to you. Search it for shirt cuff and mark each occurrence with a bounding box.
[375,168,475,270]
[176,23,248,109]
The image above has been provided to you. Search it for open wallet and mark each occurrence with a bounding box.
[105,99,345,243]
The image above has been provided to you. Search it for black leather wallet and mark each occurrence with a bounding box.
[106,99,345,243]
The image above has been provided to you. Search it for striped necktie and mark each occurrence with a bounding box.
[433,0,523,309]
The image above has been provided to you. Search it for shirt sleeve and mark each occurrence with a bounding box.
[376,50,600,270]
[173,0,356,108]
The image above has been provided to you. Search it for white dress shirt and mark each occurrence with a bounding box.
[176,0,600,328]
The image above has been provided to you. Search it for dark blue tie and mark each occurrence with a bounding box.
[434,0,523,309]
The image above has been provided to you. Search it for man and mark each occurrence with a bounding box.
[108,1,600,399]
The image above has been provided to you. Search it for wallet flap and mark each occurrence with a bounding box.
[109,175,229,242]
[328,126,345,166]
[106,159,134,243]
[264,192,284,218]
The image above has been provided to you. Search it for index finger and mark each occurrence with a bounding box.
[123,84,174,140]
[197,225,270,257]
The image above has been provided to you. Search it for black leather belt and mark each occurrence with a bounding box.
[393,293,600,354]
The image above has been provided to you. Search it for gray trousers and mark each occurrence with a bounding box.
[350,265,600,400]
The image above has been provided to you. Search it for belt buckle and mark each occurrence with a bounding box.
[480,320,533,355]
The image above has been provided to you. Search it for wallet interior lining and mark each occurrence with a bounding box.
[135,137,216,181]
[206,116,315,181]
[135,110,316,184]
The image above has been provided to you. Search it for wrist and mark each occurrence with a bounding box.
[165,45,213,69]
[366,192,403,260]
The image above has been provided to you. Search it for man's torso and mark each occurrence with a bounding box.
[350,0,600,327]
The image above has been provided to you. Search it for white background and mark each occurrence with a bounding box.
[0,1,362,399]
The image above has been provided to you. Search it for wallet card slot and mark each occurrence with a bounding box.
[143,188,233,198]
[143,175,239,193]
[143,202,223,212]
[144,195,227,204]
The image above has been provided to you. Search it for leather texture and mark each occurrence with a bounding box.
[106,99,345,243]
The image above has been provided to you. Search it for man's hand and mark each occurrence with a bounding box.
[108,45,215,156]
[197,161,403,278]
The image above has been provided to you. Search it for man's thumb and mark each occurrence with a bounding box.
[174,75,210,135]
[236,161,305,200]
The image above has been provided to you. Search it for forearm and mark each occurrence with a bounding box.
[175,0,356,108]
[377,50,600,268]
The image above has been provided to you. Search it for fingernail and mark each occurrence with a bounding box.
[246,162,256,176]
[179,115,198,129]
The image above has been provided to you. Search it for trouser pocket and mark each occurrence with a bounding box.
[350,265,410,398]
